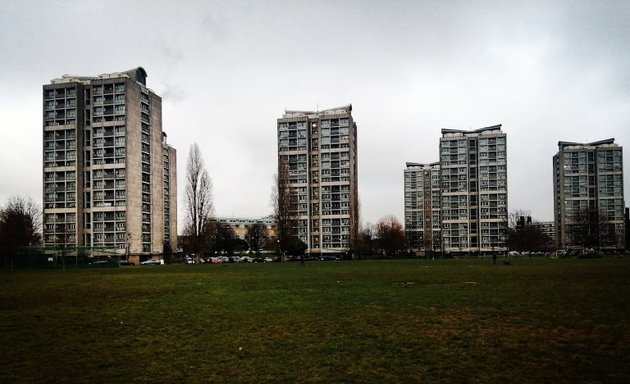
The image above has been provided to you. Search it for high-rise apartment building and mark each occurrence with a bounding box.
[553,139,625,250]
[43,67,177,262]
[439,125,507,254]
[277,105,358,255]
[404,162,441,254]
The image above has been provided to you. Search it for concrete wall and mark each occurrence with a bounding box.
[124,78,143,255]
[150,94,165,254]
[168,146,178,252]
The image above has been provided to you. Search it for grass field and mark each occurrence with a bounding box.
[1,257,629,383]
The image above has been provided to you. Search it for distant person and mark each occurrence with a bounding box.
[300,255,305,267]
[492,254,497,265]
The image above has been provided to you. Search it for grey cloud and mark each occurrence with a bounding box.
[161,83,187,105]
[159,43,185,67]
[1,0,629,225]
[201,14,229,42]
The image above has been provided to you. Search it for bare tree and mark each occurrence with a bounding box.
[184,143,213,254]
[507,209,530,251]
[348,196,360,258]
[55,229,73,270]
[212,221,237,255]
[506,209,551,253]
[374,215,407,257]
[272,159,292,260]
[0,196,42,269]
[356,222,375,258]
[508,209,532,231]
[246,223,266,255]
[567,208,617,251]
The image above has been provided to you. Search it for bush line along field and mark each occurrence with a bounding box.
[1,258,629,383]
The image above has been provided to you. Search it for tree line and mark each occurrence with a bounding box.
[2,142,621,270]
[184,143,625,257]
[182,143,282,256]
[184,147,412,259]
[0,196,42,269]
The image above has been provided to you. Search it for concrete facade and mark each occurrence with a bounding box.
[553,139,625,250]
[277,105,359,255]
[404,125,508,256]
[439,125,508,254]
[404,162,441,254]
[43,67,177,261]
[216,216,278,243]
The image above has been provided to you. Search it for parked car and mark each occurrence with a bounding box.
[86,259,119,268]
[140,259,162,265]
[184,256,195,264]
[89,260,112,265]
[118,260,134,266]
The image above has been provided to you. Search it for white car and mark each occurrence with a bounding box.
[140,259,162,265]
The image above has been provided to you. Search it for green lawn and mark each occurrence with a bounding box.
[1,257,629,383]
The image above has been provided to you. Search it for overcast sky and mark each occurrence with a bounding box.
[1,0,629,230]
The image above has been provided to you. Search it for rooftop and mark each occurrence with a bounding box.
[405,162,440,168]
[441,124,503,136]
[50,67,148,86]
[282,104,352,119]
[557,138,617,150]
